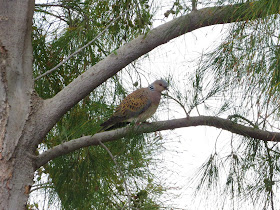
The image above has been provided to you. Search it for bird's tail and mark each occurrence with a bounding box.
[98,116,128,132]
[98,118,115,132]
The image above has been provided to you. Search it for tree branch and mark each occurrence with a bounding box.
[38,2,279,145]
[35,115,280,168]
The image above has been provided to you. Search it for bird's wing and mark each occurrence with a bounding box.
[99,88,151,131]
[114,88,152,119]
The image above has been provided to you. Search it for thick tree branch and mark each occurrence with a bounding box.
[38,2,279,145]
[35,115,280,168]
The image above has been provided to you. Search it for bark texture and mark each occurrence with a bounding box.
[0,0,36,209]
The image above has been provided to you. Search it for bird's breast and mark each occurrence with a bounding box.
[137,104,159,122]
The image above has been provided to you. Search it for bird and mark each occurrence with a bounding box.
[99,79,168,131]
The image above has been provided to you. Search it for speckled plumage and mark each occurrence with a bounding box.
[99,79,168,131]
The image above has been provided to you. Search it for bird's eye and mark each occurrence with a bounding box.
[159,83,162,86]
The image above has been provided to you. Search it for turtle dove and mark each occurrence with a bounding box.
[99,79,168,131]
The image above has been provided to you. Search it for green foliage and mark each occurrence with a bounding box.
[32,0,165,209]
[189,1,280,209]
[33,0,153,98]
[193,136,280,209]
[201,0,280,103]
[163,0,192,18]
[44,134,164,209]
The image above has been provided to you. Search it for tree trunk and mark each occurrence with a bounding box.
[0,0,35,209]
[0,152,35,209]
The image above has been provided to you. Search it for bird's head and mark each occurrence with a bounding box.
[149,79,169,92]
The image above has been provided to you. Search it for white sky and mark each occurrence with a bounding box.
[142,24,232,209]
[139,1,279,209]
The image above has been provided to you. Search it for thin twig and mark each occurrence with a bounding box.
[30,183,53,193]
[97,139,132,209]
[164,94,189,117]
[264,141,275,210]
[214,129,223,153]
[192,0,197,11]
[34,13,123,81]
[34,8,68,23]
[35,4,72,8]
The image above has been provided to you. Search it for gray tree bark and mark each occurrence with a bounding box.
[0,1,37,209]
[0,0,279,209]
[35,116,280,169]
